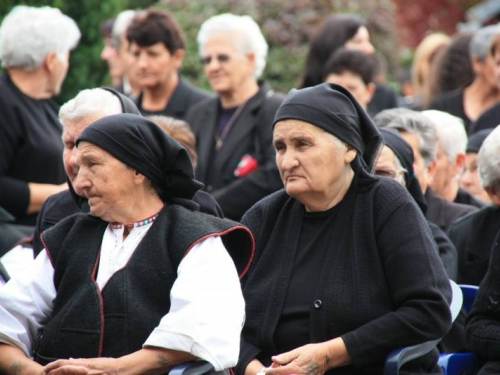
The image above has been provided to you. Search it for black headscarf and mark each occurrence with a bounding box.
[466,129,493,153]
[378,128,427,213]
[273,83,383,175]
[68,87,142,210]
[77,113,203,202]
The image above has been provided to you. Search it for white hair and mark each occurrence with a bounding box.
[111,10,137,48]
[0,5,80,71]
[470,24,500,62]
[421,110,467,163]
[197,13,268,78]
[479,125,500,190]
[59,88,122,126]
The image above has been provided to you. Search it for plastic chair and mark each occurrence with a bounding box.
[384,280,463,375]
[438,285,481,375]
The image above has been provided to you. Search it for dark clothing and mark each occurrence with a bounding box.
[186,82,284,220]
[448,205,500,286]
[466,229,500,373]
[470,102,500,135]
[0,72,66,225]
[136,76,212,121]
[454,188,486,209]
[237,178,452,375]
[429,89,471,133]
[367,83,399,118]
[35,204,253,363]
[0,206,33,257]
[428,220,458,281]
[425,188,477,232]
[272,204,341,357]
[33,188,224,257]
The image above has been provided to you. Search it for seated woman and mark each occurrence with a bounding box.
[238,83,452,375]
[0,114,253,373]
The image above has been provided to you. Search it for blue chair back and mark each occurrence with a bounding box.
[459,284,479,313]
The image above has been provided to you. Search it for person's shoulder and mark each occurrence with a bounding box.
[364,176,409,204]
[429,88,463,108]
[242,189,289,220]
[179,76,214,104]
[450,204,498,230]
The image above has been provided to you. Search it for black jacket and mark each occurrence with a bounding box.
[466,228,500,374]
[136,75,212,121]
[186,82,284,220]
[425,188,477,232]
[448,205,500,285]
[237,178,452,375]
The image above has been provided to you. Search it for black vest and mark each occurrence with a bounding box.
[35,205,253,364]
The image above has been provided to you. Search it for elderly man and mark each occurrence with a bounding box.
[186,13,284,220]
[0,5,80,226]
[0,114,252,373]
[449,126,500,285]
[127,9,210,120]
[430,25,500,132]
[374,108,477,231]
[422,110,484,208]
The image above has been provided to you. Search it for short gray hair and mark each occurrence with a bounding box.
[111,10,137,49]
[0,5,80,71]
[421,110,467,162]
[59,88,122,126]
[479,125,500,190]
[469,25,500,62]
[197,13,268,78]
[374,108,438,167]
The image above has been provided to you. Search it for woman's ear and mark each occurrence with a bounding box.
[43,51,58,73]
[345,146,357,164]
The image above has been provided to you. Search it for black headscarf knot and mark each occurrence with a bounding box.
[77,113,203,202]
[273,83,383,174]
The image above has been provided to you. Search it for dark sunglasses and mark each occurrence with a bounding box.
[200,53,231,65]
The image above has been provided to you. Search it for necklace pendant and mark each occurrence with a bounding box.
[216,138,223,150]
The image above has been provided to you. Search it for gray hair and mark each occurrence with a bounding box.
[374,108,438,167]
[478,125,500,191]
[0,5,80,71]
[469,25,500,62]
[197,13,268,78]
[59,88,122,126]
[421,110,467,162]
[111,10,137,49]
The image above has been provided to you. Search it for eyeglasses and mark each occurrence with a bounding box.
[374,169,405,179]
[200,53,231,65]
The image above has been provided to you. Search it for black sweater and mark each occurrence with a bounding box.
[237,177,452,375]
[0,72,66,225]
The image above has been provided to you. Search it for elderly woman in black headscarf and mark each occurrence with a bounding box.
[238,83,452,375]
[0,114,253,374]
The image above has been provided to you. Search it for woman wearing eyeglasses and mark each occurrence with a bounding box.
[186,13,284,220]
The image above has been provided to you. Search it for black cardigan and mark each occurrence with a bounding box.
[237,177,452,374]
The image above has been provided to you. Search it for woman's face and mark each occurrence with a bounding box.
[345,26,375,55]
[460,152,490,203]
[202,34,255,97]
[74,142,143,222]
[130,42,183,89]
[273,120,356,203]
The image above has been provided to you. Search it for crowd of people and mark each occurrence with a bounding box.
[1,4,500,374]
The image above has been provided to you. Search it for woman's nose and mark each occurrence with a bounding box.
[73,168,90,195]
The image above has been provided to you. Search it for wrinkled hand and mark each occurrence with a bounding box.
[264,343,330,375]
[44,357,119,375]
